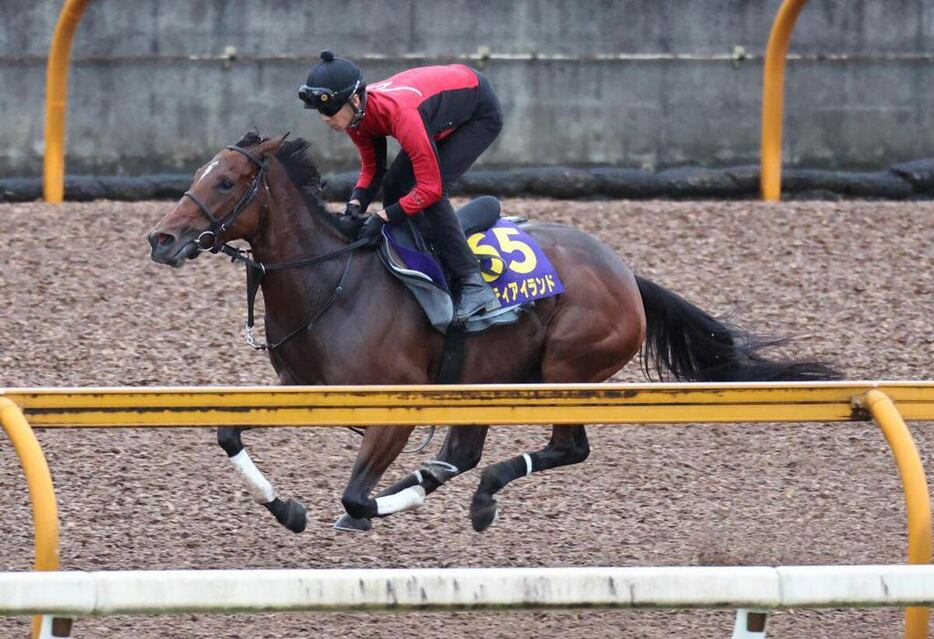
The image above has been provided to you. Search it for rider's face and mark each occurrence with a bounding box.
[320,98,358,131]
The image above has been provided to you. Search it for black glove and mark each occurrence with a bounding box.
[336,202,365,237]
[356,214,386,246]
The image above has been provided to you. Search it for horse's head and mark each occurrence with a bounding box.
[147,132,289,267]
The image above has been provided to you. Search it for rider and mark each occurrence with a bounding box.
[298,50,503,322]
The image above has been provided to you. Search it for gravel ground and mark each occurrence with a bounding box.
[0,198,932,638]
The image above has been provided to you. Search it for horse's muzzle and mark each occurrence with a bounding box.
[148,230,198,267]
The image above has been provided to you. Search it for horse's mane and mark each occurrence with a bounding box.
[234,130,345,235]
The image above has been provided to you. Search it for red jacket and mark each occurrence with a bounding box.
[347,64,481,215]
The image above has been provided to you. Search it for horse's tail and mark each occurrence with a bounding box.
[634,275,841,382]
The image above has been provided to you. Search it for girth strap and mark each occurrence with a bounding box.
[435,325,466,383]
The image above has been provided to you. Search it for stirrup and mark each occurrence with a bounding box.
[454,292,500,321]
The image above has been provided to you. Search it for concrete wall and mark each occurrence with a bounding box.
[1,0,932,176]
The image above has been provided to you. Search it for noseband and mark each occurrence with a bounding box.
[182,145,268,253]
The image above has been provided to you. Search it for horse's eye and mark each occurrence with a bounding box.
[218,178,235,191]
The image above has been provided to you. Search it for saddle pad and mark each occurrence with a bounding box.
[380,218,564,334]
[384,224,449,292]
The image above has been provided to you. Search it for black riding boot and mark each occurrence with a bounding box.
[424,198,500,322]
[454,271,500,321]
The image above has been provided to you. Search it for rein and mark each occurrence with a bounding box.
[221,240,367,351]
[186,144,369,351]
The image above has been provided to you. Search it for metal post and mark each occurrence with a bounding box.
[760,0,809,201]
[43,0,92,204]
[865,390,932,639]
[0,399,66,639]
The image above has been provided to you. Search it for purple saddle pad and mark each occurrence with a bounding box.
[384,219,564,308]
[383,225,450,292]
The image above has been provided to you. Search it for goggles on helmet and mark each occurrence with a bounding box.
[298,80,359,117]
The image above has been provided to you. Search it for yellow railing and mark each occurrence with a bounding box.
[43,0,91,203]
[864,390,933,638]
[0,399,61,639]
[4,381,933,427]
[3,381,932,638]
[760,0,810,201]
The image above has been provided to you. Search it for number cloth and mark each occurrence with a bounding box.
[468,220,565,306]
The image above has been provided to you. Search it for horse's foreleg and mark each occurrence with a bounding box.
[375,425,490,498]
[336,425,416,532]
[217,426,307,533]
[470,424,590,532]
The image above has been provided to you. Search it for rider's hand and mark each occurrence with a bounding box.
[343,202,363,218]
[337,201,365,237]
[356,214,386,246]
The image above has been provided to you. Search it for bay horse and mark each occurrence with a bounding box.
[147,132,837,533]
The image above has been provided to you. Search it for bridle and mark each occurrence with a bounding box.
[181,144,369,352]
[177,143,433,451]
[182,145,269,254]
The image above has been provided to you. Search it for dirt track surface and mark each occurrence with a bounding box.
[0,198,932,638]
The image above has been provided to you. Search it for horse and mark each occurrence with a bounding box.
[147,131,838,534]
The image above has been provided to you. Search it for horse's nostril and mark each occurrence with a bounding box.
[149,232,176,249]
[148,231,178,254]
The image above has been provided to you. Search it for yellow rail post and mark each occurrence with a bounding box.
[864,390,932,639]
[760,0,809,201]
[43,0,92,204]
[0,398,63,638]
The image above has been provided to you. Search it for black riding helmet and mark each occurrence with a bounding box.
[298,50,366,119]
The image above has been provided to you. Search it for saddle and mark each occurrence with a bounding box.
[378,196,564,334]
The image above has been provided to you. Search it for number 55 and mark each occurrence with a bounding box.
[493,227,537,274]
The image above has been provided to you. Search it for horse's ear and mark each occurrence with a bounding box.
[257,132,290,158]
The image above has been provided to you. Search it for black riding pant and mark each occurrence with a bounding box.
[382,72,503,279]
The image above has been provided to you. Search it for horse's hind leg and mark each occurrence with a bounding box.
[470,425,589,531]
[217,426,307,533]
[468,257,644,531]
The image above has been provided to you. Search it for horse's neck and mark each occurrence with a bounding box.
[246,162,420,385]
[248,164,344,266]
[250,164,351,333]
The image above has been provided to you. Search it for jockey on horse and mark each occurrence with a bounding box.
[147,49,839,534]
[298,50,503,322]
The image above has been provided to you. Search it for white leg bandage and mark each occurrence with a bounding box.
[229,450,277,504]
[375,485,426,516]
[523,453,534,477]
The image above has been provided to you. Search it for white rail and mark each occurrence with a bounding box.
[3,565,934,616]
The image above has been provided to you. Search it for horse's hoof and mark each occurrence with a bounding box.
[334,513,372,532]
[264,497,307,534]
[470,499,498,532]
